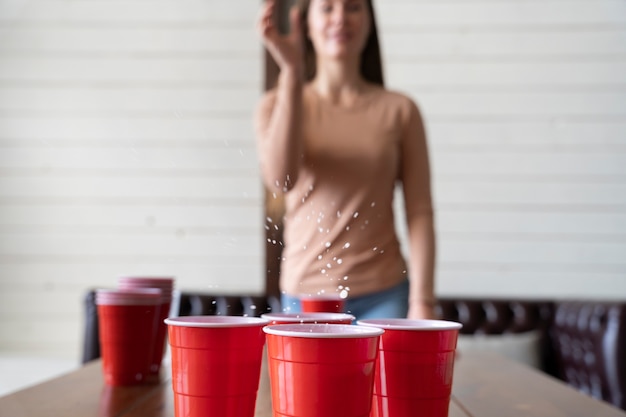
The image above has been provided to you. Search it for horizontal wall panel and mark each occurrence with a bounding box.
[377,1,626,26]
[436,211,626,236]
[438,240,626,264]
[383,31,626,57]
[0,0,259,24]
[387,62,626,87]
[0,146,258,171]
[0,262,265,293]
[436,270,626,300]
[428,122,626,146]
[433,153,626,175]
[0,292,82,317]
[434,182,626,205]
[0,117,256,141]
[0,57,262,83]
[0,87,260,113]
[0,27,257,53]
[415,91,626,116]
[0,177,262,199]
[0,234,263,257]
[0,205,262,228]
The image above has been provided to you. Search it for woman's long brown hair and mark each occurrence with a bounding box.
[296,0,385,86]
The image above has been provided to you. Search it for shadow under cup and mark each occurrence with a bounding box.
[165,316,269,417]
[357,319,463,417]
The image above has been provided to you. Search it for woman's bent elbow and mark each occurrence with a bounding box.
[262,172,298,193]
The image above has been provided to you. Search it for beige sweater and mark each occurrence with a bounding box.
[255,84,433,299]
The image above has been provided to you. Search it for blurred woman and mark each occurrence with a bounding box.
[255,0,436,319]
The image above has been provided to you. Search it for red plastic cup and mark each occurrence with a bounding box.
[117,277,175,375]
[299,294,345,313]
[96,288,162,386]
[356,319,462,417]
[261,312,355,325]
[165,316,269,417]
[263,323,384,417]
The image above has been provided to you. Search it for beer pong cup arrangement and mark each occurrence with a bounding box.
[260,312,355,325]
[356,318,463,417]
[117,277,175,375]
[263,323,384,417]
[165,316,269,417]
[299,293,345,313]
[95,288,162,386]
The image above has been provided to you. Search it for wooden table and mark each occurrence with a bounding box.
[1,351,624,417]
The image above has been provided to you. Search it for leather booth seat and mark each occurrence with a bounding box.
[82,291,625,410]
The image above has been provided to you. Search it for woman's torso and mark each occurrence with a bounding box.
[280,84,415,298]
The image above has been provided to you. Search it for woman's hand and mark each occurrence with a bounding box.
[407,300,437,320]
[257,0,305,76]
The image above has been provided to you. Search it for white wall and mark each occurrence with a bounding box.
[0,0,625,361]
[379,0,626,299]
[0,0,265,359]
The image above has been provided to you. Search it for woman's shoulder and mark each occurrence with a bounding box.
[375,87,419,110]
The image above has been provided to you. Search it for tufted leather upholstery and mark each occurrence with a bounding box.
[176,293,281,317]
[81,291,625,410]
[549,301,626,409]
[436,299,554,335]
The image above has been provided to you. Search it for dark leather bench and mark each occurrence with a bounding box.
[81,291,625,410]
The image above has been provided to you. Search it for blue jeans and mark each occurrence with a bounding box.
[280,279,409,321]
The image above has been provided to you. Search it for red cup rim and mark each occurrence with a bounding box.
[263,323,384,338]
[164,315,269,328]
[96,288,162,305]
[97,288,161,296]
[261,312,355,323]
[298,293,345,301]
[118,283,173,294]
[356,318,463,331]
[118,277,174,285]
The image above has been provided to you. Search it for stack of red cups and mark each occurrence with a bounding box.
[117,277,175,377]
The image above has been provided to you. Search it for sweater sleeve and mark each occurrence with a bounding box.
[400,98,434,217]
[253,89,281,190]
[399,96,437,308]
[253,80,304,193]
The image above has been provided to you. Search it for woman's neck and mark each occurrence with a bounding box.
[312,60,370,104]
